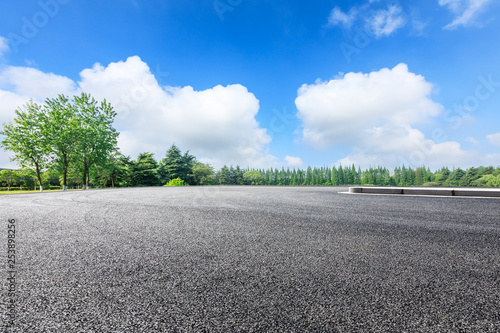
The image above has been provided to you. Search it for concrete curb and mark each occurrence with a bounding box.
[349,187,500,198]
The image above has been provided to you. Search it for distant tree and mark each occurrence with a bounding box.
[0,100,49,191]
[41,169,61,189]
[160,144,195,184]
[474,174,500,187]
[243,170,263,185]
[415,167,424,186]
[129,152,159,186]
[17,169,36,190]
[115,155,134,187]
[337,165,345,185]
[304,166,312,185]
[218,165,230,185]
[444,168,466,186]
[463,167,480,186]
[0,170,19,190]
[192,162,215,185]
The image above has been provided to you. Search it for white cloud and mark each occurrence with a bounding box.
[487,133,500,147]
[465,136,479,145]
[295,63,477,169]
[0,36,9,57]
[326,4,407,38]
[0,56,277,169]
[439,0,492,29]
[285,156,304,167]
[0,66,77,101]
[327,7,357,29]
[0,90,33,169]
[369,5,406,38]
[78,56,276,168]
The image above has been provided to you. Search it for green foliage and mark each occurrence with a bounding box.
[0,170,20,190]
[1,94,118,191]
[0,187,23,191]
[159,145,195,184]
[72,93,119,188]
[192,162,215,185]
[0,100,49,189]
[243,170,263,185]
[473,174,500,187]
[218,165,230,185]
[164,177,188,186]
[129,153,160,187]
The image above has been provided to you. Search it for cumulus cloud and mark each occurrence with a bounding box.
[327,7,357,29]
[487,133,500,147]
[0,36,9,57]
[0,64,77,168]
[439,0,492,29]
[295,63,476,169]
[285,156,304,167]
[0,66,77,101]
[369,5,406,38]
[0,56,277,169]
[0,90,34,168]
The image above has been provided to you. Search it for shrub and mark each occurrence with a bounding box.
[164,178,188,187]
[0,187,23,191]
[422,182,439,187]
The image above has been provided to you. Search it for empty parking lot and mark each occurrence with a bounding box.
[1,186,499,331]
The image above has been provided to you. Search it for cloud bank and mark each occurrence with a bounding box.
[0,56,276,168]
[295,63,478,169]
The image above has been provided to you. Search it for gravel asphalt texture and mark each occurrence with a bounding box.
[1,186,499,332]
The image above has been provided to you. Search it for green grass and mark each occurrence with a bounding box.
[0,189,81,195]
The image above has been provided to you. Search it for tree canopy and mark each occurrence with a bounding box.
[1,93,118,191]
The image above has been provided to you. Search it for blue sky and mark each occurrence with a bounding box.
[1,0,499,170]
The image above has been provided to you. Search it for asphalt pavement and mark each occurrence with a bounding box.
[1,186,499,332]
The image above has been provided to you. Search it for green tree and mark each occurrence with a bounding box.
[243,170,263,185]
[44,95,80,191]
[463,167,480,186]
[0,170,19,190]
[444,168,466,186]
[0,100,49,191]
[192,162,215,185]
[129,152,160,186]
[115,155,134,187]
[72,93,119,190]
[304,166,312,185]
[218,165,230,185]
[415,167,424,186]
[160,144,195,184]
[41,169,61,189]
[17,169,36,190]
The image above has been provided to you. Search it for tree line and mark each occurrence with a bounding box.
[2,157,500,190]
[1,93,500,190]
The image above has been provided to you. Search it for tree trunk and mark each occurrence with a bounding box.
[82,158,89,190]
[63,153,68,191]
[35,164,43,193]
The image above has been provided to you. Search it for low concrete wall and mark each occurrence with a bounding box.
[349,187,500,198]
[402,188,453,196]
